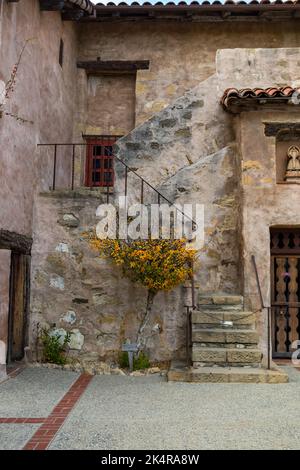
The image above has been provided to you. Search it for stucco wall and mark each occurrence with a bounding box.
[86,74,136,136]
[216,47,300,362]
[238,110,300,362]
[0,0,78,237]
[78,21,300,127]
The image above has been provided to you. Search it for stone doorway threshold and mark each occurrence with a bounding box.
[167,360,289,384]
[274,358,300,369]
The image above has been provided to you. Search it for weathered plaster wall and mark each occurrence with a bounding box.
[238,109,300,363]
[0,0,78,374]
[78,21,300,126]
[85,74,136,136]
[216,47,300,362]
[30,191,186,362]
[0,0,78,237]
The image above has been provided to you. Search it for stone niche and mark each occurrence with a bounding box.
[266,124,300,184]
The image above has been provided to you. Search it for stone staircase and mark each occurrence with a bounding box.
[168,294,288,383]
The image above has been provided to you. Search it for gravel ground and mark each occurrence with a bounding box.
[0,424,39,450]
[1,366,300,450]
[50,366,300,450]
[0,368,79,417]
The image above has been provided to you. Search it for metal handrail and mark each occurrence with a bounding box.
[251,255,271,369]
[251,254,266,310]
[37,142,197,229]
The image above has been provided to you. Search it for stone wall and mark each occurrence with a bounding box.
[31,67,241,363]
[30,190,187,362]
[115,74,240,295]
[216,47,300,362]
[78,21,300,126]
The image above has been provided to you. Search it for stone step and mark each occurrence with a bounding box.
[167,362,288,384]
[192,346,262,365]
[198,294,243,308]
[192,328,259,345]
[192,310,255,327]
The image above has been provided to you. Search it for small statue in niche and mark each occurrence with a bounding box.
[285,145,300,181]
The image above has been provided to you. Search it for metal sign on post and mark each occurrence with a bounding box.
[122,343,138,372]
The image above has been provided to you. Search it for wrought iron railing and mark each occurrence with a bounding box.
[185,259,197,366]
[251,255,271,369]
[37,142,196,230]
[39,142,198,366]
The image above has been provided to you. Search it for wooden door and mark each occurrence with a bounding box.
[271,229,300,357]
[8,253,30,362]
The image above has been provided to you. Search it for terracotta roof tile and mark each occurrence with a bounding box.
[221,86,300,112]
[96,0,300,6]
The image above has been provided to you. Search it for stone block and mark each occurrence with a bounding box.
[55,243,69,253]
[225,330,258,344]
[69,329,84,350]
[192,310,255,326]
[226,349,262,363]
[168,364,289,384]
[49,328,67,345]
[50,275,64,290]
[160,118,177,128]
[212,295,243,305]
[192,329,226,343]
[192,347,226,362]
[174,127,191,138]
[59,213,80,227]
[60,310,76,325]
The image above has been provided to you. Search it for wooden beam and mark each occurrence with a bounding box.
[0,230,32,255]
[39,0,65,11]
[77,60,150,72]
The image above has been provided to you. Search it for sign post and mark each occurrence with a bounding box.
[122,342,138,372]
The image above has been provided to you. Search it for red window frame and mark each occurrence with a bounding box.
[85,137,117,187]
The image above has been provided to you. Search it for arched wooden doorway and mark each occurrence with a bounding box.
[271,228,300,358]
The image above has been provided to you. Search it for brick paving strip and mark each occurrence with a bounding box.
[21,374,93,451]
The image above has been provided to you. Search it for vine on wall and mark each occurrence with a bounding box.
[0,38,34,124]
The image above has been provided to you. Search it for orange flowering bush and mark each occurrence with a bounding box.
[90,237,196,351]
[90,238,195,292]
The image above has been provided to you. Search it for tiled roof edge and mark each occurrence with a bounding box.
[221,86,300,111]
[95,1,300,7]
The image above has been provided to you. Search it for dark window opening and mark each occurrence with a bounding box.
[59,39,64,68]
[85,136,118,188]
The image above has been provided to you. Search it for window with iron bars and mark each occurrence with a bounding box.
[85,136,119,187]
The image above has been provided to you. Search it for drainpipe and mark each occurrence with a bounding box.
[68,0,95,16]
